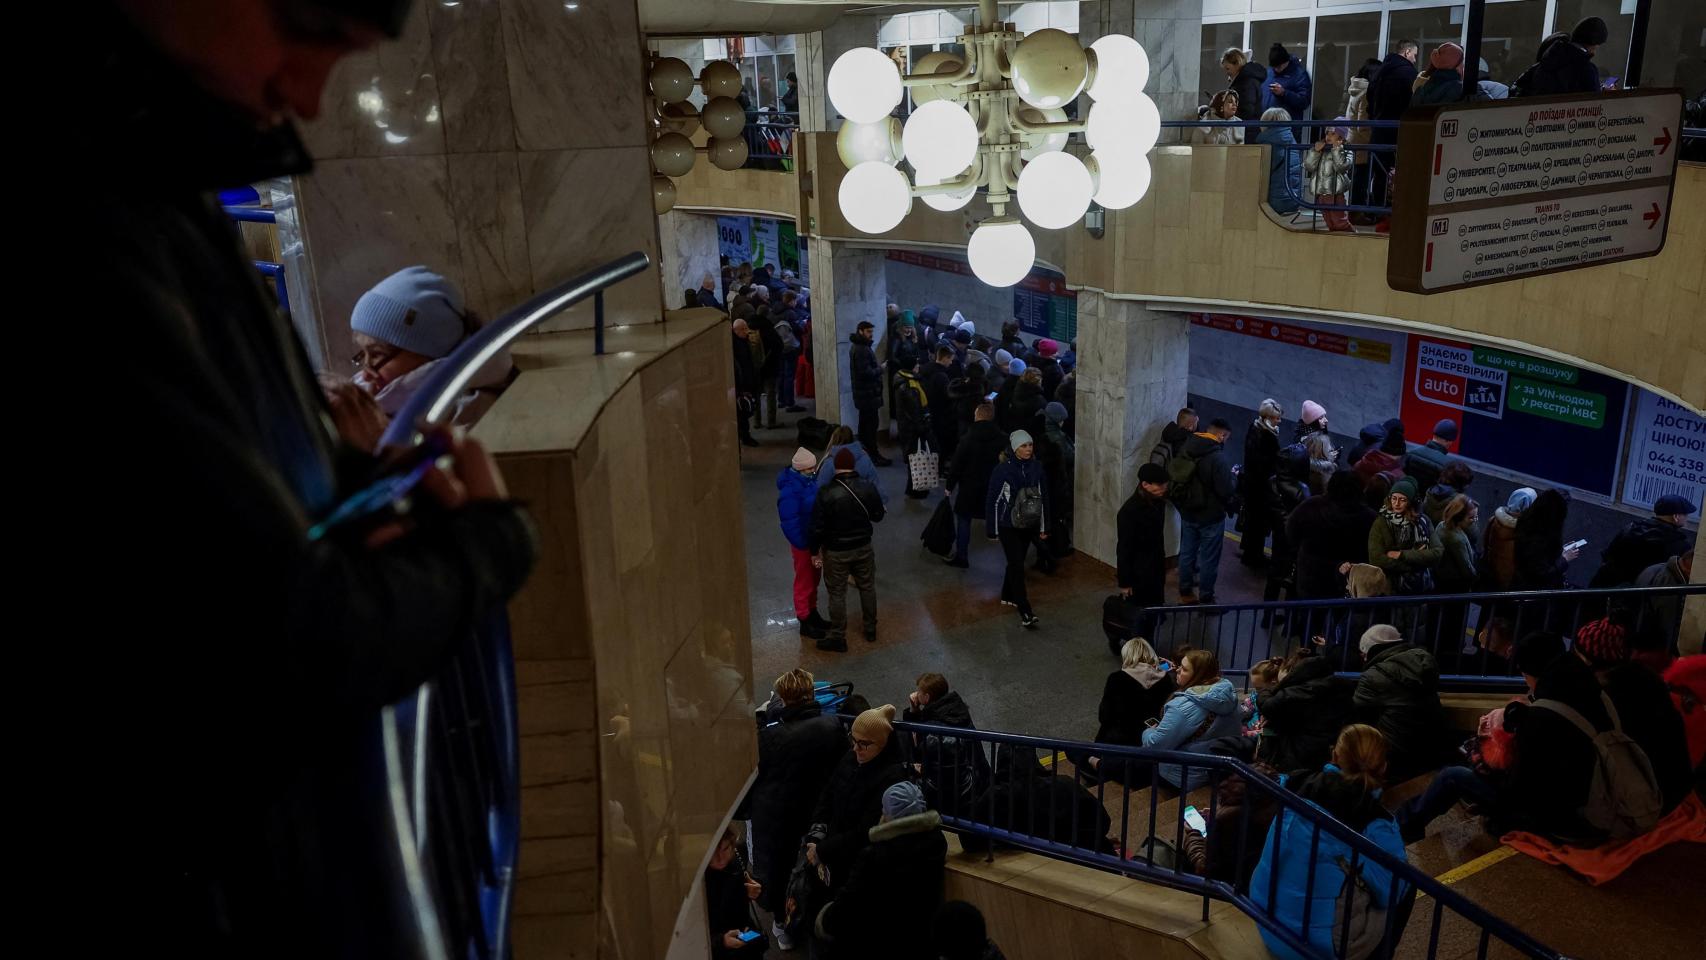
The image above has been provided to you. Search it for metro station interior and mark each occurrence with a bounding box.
[89,1,1706,959]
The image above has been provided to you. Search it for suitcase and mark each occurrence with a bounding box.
[1102,594,1158,655]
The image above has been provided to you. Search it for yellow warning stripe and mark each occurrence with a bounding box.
[1429,845,1518,888]
[1038,751,1065,768]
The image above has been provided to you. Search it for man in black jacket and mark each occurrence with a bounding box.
[944,402,1006,568]
[921,345,958,462]
[72,3,539,953]
[732,318,760,446]
[1353,625,1445,781]
[1173,419,1239,605]
[1513,18,1606,97]
[849,321,892,464]
[1115,463,1171,646]
[1367,40,1419,211]
[1588,494,1694,587]
[814,782,947,960]
[751,669,847,944]
[812,448,887,650]
[903,673,991,818]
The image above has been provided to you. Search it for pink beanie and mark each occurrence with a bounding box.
[1430,42,1464,71]
[791,447,818,472]
[1301,400,1327,425]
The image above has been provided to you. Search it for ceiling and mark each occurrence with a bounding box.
[638,0,919,36]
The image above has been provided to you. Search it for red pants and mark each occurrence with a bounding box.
[791,546,821,620]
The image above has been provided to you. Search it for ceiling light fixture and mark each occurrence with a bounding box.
[829,0,1156,286]
[645,57,754,214]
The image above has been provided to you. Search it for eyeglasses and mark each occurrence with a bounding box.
[350,344,397,371]
[850,736,877,749]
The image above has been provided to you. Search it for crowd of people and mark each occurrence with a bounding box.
[722,259,815,446]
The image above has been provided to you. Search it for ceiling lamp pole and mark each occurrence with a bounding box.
[831,0,1157,286]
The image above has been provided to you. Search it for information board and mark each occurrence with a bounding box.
[1388,89,1684,294]
[1621,391,1706,512]
[1013,268,1077,341]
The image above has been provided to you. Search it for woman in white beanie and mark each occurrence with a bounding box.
[985,431,1049,629]
[349,265,516,427]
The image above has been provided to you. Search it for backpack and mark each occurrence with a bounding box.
[1167,451,1210,513]
[1012,483,1045,529]
[1331,854,1391,960]
[1531,692,1664,842]
[774,319,800,352]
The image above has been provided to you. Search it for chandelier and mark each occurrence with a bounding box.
[829,3,1158,286]
[645,57,754,215]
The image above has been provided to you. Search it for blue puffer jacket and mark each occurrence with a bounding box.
[1257,126,1302,213]
[777,466,819,550]
[1250,766,1410,960]
[1141,677,1242,790]
[815,442,889,505]
[1263,61,1313,122]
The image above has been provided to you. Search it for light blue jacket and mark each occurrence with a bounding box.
[1257,126,1303,214]
[815,442,888,505]
[1141,678,1241,790]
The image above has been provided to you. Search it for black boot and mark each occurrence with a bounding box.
[806,610,830,631]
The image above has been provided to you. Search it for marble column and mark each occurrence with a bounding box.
[289,0,664,372]
[1079,0,1201,145]
[807,241,888,428]
[657,210,721,306]
[1073,292,1190,566]
[1683,525,1704,657]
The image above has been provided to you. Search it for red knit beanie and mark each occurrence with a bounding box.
[1574,618,1628,668]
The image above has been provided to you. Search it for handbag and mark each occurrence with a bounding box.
[921,496,955,557]
[907,439,940,491]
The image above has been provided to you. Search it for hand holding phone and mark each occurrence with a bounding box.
[1145,717,1160,728]
[1183,804,1208,835]
[737,930,763,943]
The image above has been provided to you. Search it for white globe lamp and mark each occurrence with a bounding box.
[916,169,977,212]
[910,51,966,107]
[828,48,903,123]
[651,175,677,215]
[708,136,749,171]
[700,97,745,140]
[966,219,1035,287]
[1086,93,1161,154]
[648,57,695,104]
[650,132,695,177]
[699,60,743,99]
[903,100,979,179]
[1017,106,1069,161]
[839,161,913,234]
[1016,151,1093,230]
[1086,34,1151,101]
[1089,150,1152,210]
[836,117,904,167]
[1010,28,1088,108]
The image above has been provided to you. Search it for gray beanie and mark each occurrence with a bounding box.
[351,266,468,359]
[882,781,927,820]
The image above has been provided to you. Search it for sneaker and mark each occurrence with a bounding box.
[772,921,796,952]
[1021,613,1040,629]
[815,638,847,652]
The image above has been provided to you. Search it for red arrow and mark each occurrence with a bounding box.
[1653,127,1672,155]
[1643,203,1661,229]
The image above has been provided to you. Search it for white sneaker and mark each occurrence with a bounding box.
[772,920,795,951]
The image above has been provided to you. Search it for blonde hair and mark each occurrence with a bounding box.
[774,668,815,705]
[1441,494,1478,530]
[1020,367,1043,386]
[1222,48,1248,67]
[1179,649,1222,687]
[1121,636,1160,670]
[826,424,855,450]
[1332,724,1389,790]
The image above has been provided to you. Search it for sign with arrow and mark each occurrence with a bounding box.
[1388,89,1684,294]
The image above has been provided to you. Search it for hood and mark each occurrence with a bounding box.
[849,330,870,346]
[869,810,942,843]
[1161,422,1192,445]
[1358,422,1387,445]
[1366,642,1438,688]
[1182,433,1224,458]
[1492,506,1520,528]
[1276,655,1336,687]
[919,305,940,324]
[1348,77,1369,95]
[1541,39,1594,71]
[777,465,816,493]
[368,346,513,417]
[1256,127,1295,144]
[950,310,969,330]
[1426,482,1457,501]
[1123,663,1167,688]
[1289,766,1388,830]
[1627,516,1685,547]
[920,690,975,728]
[1237,61,1268,85]
[1178,677,1239,716]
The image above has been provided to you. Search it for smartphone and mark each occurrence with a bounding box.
[1183,805,1208,835]
[308,432,452,541]
[1159,661,1172,672]
[1145,717,1160,728]
[737,930,763,943]
[1566,538,1588,552]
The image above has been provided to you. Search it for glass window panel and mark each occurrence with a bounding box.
[1388,6,1466,69]
[1637,0,1706,89]
[776,54,797,118]
[1478,1,1546,89]
[1201,21,1247,101]
[1553,0,1633,87]
[739,59,758,112]
[1314,12,1382,119]
[756,56,779,111]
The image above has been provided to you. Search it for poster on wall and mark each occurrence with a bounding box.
[1012,268,1077,341]
[1190,314,1393,364]
[1399,335,1629,496]
[750,218,781,270]
[1621,391,1706,512]
[717,216,750,264]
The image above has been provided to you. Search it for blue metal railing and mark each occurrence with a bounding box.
[890,719,1564,960]
[222,203,293,315]
[373,251,652,959]
[1167,118,1401,220]
[744,112,798,169]
[1136,583,1704,688]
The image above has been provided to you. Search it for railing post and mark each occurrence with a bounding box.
[594,290,606,356]
[1462,0,1486,102]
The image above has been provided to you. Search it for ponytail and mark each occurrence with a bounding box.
[1332,724,1389,791]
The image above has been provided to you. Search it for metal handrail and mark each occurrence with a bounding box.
[890,718,1564,959]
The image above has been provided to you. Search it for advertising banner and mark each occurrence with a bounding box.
[1012,268,1077,340]
[1621,391,1706,512]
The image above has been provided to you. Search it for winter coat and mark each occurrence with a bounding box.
[758,316,784,378]
[1257,125,1303,213]
[986,454,1049,537]
[815,812,947,960]
[1367,53,1418,145]
[1302,143,1353,197]
[1589,517,1691,588]
[1094,665,1177,746]
[1038,420,1075,515]
[1193,120,1244,145]
[706,854,765,959]
[1241,422,1282,503]
[1354,447,1404,485]
[947,420,1005,519]
[948,368,989,437]
[807,737,910,884]
[732,331,759,395]
[1116,489,1169,603]
[965,754,1112,853]
[1265,471,1312,566]
[1419,484,1458,528]
[1034,356,1064,401]
[1152,420,1194,465]
[696,287,725,311]
[1256,657,1356,774]
[1403,440,1453,496]
[893,369,932,454]
[1481,507,1521,589]
[1513,41,1600,98]
[776,466,819,550]
[920,364,953,426]
[750,700,848,911]
[1264,60,1314,124]
[1174,432,1239,524]
[1474,78,1510,100]
[1345,423,1387,471]
[81,14,541,949]
[1288,495,1377,599]
[1345,76,1372,147]
[1354,643,1444,779]
[1143,678,1243,790]
[1413,67,1464,105]
[816,442,887,505]
[1250,767,1409,960]
[1005,380,1046,433]
[1432,523,1478,593]
[811,474,886,552]
[1512,514,1567,590]
[1368,511,1440,594]
[1231,61,1269,128]
[848,331,883,410]
[1634,556,1689,646]
[903,691,991,818]
[1303,430,1340,494]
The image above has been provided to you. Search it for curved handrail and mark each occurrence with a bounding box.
[1145,582,1703,616]
[380,251,652,445]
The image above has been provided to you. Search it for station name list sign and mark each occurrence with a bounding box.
[1387,89,1683,294]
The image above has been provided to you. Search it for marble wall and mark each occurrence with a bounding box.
[1073,291,1190,566]
[807,241,890,428]
[657,211,721,307]
[1079,0,1202,144]
[291,0,664,371]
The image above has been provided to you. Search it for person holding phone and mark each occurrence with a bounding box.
[1142,650,1243,791]
[1077,638,1176,785]
[705,826,768,957]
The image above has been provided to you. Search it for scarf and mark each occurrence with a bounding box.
[1380,507,1419,546]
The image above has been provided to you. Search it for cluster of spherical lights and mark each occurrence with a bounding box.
[646,57,753,215]
[830,31,1159,287]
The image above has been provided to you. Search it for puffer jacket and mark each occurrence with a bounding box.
[811,474,886,552]
[1250,767,1409,960]
[750,700,846,912]
[816,442,887,505]
[947,420,1005,519]
[1481,507,1521,589]
[1256,656,1355,774]
[1345,422,1386,471]
[777,466,819,550]
[1143,678,1243,790]
[1302,143,1353,197]
[1432,523,1478,593]
[1257,125,1303,213]
[986,454,1049,537]
[1421,482,1460,527]
[1231,61,1268,128]
[1264,60,1314,123]
[1512,40,1599,97]
[849,330,883,410]
[807,737,910,884]
[903,691,990,818]
[1403,440,1452,492]
[1174,432,1239,524]
[815,812,947,960]
[1354,447,1404,484]
[1354,643,1444,779]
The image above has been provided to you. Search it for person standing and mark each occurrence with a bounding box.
[1513,18,1607,97]
[944,402,1005,568]
[1368,477,1441,595]
[921,344,959,462]
[1240,399,1284,567]
[987,431,1050,629]
[1288,471,1377,600]
[811,449,886,650]
[1367,40,1419,217]
[849,320,891,465]
[811,782,947,960]
[697,273,725,311]
[1481,487,1535,590]
[1223,48,1269,134]
[1038,402,1075,560]
[1512,489,1580,591]
[1402,418,1458,493]
[1295,400,1339,493]
[1264,44,1314,139]
[893,362,933,499]
[775,290,806,414]
[1033,338,1065,400]
[1589,494,1695,587]
[1413,43,1465,105]
[1170,418,1238,605]
[778,448,828,641]
[1262,447,1314,607]
[731,318,760,447]
[1116,463,1172,646]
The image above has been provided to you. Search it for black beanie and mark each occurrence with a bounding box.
[1379,418,1407,454]
[1570,16,1609,46]
[1269,43,1292,68]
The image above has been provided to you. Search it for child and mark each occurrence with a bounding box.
[1303,120,1355,232]
[1194,91,1244,145]
[1241,658,1282,735]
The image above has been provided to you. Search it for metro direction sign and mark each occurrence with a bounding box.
[1387,89,1683,294]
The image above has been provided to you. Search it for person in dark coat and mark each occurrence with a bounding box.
[1222,47,1269,135]
[696,273,725,311]
[1344,421,1388,473]
[706,826,767,957]
[848,321,891,464]
[1173,420,1239,604]
[1588,494,1695,587]
[1257,647,1355,774]
[813,449,886,650]
[947,364,989,441]
[1513,18,1606,97]
[1033,338,1065,400]
[1004,367,1047,434]
[1353,625,1445,781]
[1037,402,1075,562]
[1263,43,1314,139]
[1287,471,1375,599]
[79,8,543,953]
[986,431,1050,628]
[1240,399,1284,567]
[902,673,990,819]
[1080,637,1178,784]
[1115,463,1172,644]
[1402,418,1459,494]
[1262,446,1313,605]
[921,344,959,462]
[1367,41,1419,211]
[1413,42,1465,105]
[750,669,848,927]
[1512,488,1580,591]
[805,706,910,891]
[1151,407,1199,464]
[944,403,1005,567]
[893,366,933,498]
[813,782,947,960]
[732,319,760,446]
[962,747,1113,854]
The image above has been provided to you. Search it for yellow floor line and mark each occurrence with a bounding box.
[1038,751,1065,768]
[1429,846,1518,887]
